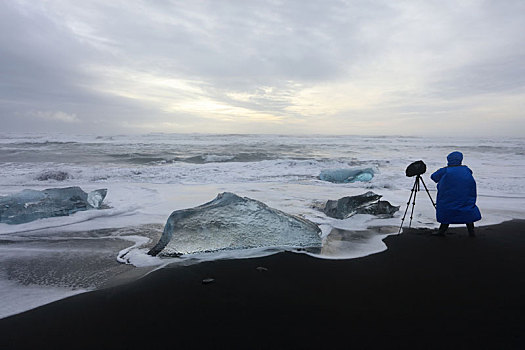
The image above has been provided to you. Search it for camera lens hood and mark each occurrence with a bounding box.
[406,160,426,177]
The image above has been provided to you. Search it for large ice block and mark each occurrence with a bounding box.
[148,192,321,257]
[0,187,107,224]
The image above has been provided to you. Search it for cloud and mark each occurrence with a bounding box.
[1,0,524,135]
[30,110,80,123]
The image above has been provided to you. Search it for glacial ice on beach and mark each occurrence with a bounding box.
[35,170,71,181]
[322,191,399,219]
[0,187,107,224]
[148,192,322,257]
[319,168,374,183]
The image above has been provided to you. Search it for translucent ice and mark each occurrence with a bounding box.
[0,187,107,224]
[319,168,374,183]
[323,191,399,219]
[148,192,321,257]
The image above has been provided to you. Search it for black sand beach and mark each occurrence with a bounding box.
[2,220,525,349]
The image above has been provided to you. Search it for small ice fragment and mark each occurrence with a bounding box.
[87,189,108,208]
[35,170,71,181]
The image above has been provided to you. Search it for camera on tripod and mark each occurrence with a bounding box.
[398,160,436,234]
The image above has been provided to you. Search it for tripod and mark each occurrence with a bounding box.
[398,175,436,234]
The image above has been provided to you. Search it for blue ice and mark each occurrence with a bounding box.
[319,168,374,183]
[0,187,107,224]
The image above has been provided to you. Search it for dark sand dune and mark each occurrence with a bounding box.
[2,220,525,349]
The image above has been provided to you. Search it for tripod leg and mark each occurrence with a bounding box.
[398,180,417,234]
[408,181,418,228]
[419,177,436,208]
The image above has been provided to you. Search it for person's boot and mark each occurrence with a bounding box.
[467,223,475,237]
[432,224,448,236]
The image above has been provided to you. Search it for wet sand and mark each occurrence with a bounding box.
[2,220,525,349]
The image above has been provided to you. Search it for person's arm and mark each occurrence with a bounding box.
[430,168,446,183]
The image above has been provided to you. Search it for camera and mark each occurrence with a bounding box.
[405,160,426,177]
[398,159,435,233]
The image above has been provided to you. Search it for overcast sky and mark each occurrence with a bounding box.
[1,0,524,136]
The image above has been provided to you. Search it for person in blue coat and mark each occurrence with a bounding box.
[430,151,481,236]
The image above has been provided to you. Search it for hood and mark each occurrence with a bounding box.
[447,151,463,166]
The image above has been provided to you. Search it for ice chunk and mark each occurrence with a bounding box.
[0,187,107,224]
[148,192,321,257]
[319,168,374,183]
[87,189,107,208]
[35,170,71,181]
[323,191,399,219]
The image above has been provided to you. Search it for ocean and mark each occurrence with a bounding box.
[1,133,524,318]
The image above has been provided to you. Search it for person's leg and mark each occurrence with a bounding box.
[466,223,475,237]
[432,223,449,236]
[439,224,449,234]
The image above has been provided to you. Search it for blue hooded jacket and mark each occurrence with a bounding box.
[430,151,481,224]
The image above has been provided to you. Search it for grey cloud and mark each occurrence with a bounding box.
[0,1,164,132]
[431,54,525,98]
[0,2,88,102]
[1,0,524,135]
[59,0,394,83]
